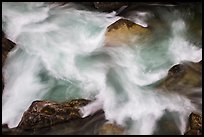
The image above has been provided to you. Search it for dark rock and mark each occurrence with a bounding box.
[199,60,202,65]
[99,123,125,135]
[4,109,106,135]
[184,112,202,135]
[184,129,202,135]
[157,61,202,92]
[153,111,181,135]
[188,113,202,130]
[3,99,108,135]
[2,32,16,94]
[2,124,11,135]
[2,37,15,52]
[2,31,5,38]
[8,98,127,135]
[93,2,128,11]
[17,99,91,130]
[80,2,94,7]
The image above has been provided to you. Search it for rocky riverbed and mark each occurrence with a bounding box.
[2,2,202,135]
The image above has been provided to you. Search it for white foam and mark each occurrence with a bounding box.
[2,2,201,135]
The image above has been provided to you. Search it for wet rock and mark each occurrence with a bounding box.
[93,2,128,11]
[2,31,16,94]
[3,109,106,135]
[10,98,127,135]
[188,113,202,131]
[3,99,107,135]
[185,129,202,135]
[80,2,94,7]
[2,32,16,66]
[99,123,125,135]
[158,61,202,92]
[199,60,202,65]
[2,38,15,52]
[184,112,202,135]
[2,124,11,135]
[105,19,150,47]
[17,99,91,130]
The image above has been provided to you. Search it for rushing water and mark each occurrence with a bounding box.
[2,2,202,135]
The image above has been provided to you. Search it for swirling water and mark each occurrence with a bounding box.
[2,2,202,135]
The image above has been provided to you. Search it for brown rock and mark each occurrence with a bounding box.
[2,32,16,66]
[184,112,202,135]
[2,32,16,94]
[184,129,202,135]
[17,99,91,130]
[99,123,125,135]
[189,113,202,130]
[105,19,150,47]
[157,61,202,92]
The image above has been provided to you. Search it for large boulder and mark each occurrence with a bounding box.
[17,99,91,130]
[184,113,202,135]
[104,19,150,47]
[157,60,202,92]
[3,98,127,135]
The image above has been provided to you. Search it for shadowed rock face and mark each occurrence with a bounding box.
[105,19,150,47]
[153,111,181,135]
[2,31,16,93]
[155,60,202,111]
[157,60,202,92]
[2,110,106,135]
[184,113,202,135]
[17,99,91,130]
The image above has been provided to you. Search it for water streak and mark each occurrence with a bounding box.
[2,2,202,135]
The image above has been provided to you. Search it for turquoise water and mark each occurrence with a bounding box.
[2,2,202,135]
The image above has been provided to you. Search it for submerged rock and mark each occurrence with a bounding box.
[99,123,125,135]
[105,19,150,47]
[184,112,202,135]
[17,99,91,130]
[153,111,181,135]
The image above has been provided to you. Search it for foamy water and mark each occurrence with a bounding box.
[2,2,202,135]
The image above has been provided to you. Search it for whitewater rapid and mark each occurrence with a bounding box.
[2,2,202,135]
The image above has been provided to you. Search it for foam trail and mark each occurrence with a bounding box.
[2,2,202,135]
[2,2,120,128]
